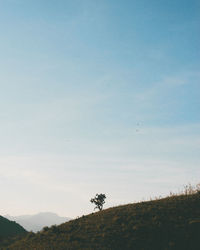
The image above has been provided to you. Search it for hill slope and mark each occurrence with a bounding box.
[0,216,26,238]
[0,216,27,248]
[4,193,200,250]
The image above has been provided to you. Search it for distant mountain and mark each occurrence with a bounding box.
[5,212,70,232]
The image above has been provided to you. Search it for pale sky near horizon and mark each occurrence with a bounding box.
[0,0,200,217]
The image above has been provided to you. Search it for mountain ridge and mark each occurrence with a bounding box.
[5,212,70,232]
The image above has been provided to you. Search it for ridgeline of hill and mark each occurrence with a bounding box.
[0,216,27,248]
[2,193,200,250]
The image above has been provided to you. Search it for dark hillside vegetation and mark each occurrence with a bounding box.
[0,216,27,248]
[0,215,27,237]
[3,192,200,250]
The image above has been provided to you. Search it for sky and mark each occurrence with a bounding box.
[0,0,199,217]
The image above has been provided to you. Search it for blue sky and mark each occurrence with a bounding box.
[0,0,200,217]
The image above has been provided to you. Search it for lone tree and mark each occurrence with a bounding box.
[90,193,106,211]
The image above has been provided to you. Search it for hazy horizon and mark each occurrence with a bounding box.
[0,0,199,217]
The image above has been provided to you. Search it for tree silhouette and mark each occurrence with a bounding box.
[90,193,106,211]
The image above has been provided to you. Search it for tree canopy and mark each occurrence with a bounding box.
[90,193,106,211]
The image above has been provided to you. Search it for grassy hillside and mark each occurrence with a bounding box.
[0,216,27,237]
[0,216,27,248]
[4,192,200,250]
